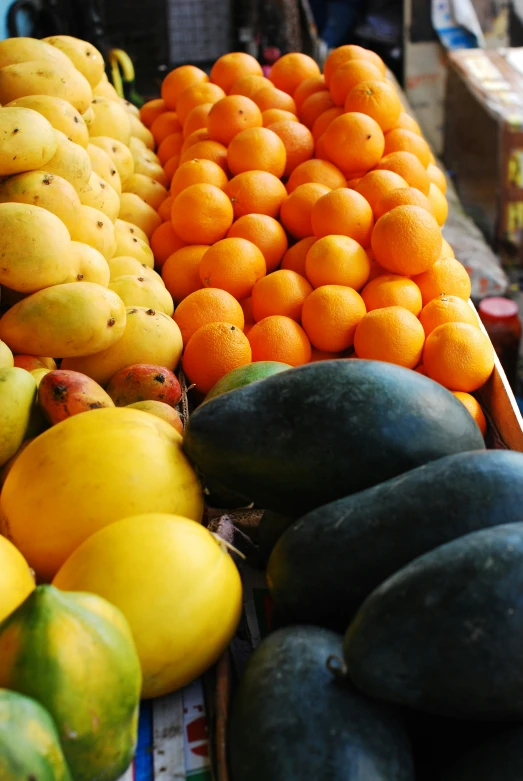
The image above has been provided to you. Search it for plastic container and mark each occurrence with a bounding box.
[478,296,521,391]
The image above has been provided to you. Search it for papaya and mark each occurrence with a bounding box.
[42,35,105,87]
[69,241,110,286]
[442,725,523,780]
[229,625,414,781]
[89,95,132,145]
[125,172,168,210]
[6,94,89,147]
[109,274,174,315]
[78,171,120,222]
[38,369,115,424]
[0,170,82,235]
[108,255,164,286]
[268,450,523,629]
[0,367,37,466]
[183,360,485,517]
[87,143,122,195]
[0,106,57,175]
[128,113,155,150]
[70,204,117,260]
[0,339,13,368]
[0,585,141,781]
[105,362,182,406]
[0,282,126,358]
[344,523,523,720]
[0,37,72,69]
[203,361,292,402]
[43,129,92,193]
[89,136,134,188]
[0,534,34,622]
[118,192,163,238]
[0,59,93,114]
[0,407,204,580]
[0,689,72,781]
[126,400,183,433]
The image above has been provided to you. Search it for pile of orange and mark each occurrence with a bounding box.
[140,46,493,433]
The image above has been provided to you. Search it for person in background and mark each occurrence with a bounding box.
[308,0,365,49]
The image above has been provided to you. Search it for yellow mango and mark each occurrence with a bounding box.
[0,37,71,69]
[30,367,51,387]
[109,275,174,315]
[89,136,134,188]
[69,242,110,286]
[0,367,37,467]
[62,306,182,385]
[123,100,140,117]
[78,171,120,222]
[0,203,72,293]
[129,136,154,159]
[87,143,122,195]
[0,282,126,358]
[114,232,154,268]
[82,104,94,126]
[0,106,57,175]
[128,114,154,150]
[0,59,92,114]
[114,217,149,245]
[42,35,105,88]
[43,129,91,193]
[89,96,131,145]
[0,340,13,368]
[108,256,164,286]
[92,79,120,101]
[6,95,89,148]
[70,205,116,260]
[124,173,168,211]
[0,535,34,623]
[0,170,81,235]
[118,192,162,239]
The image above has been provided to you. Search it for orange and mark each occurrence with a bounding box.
[176,82,226,125]
[269,52,320,96]
[140,98,166,128]
[181,128,211,154]
[415,364,427,375]
[298,91,335,129]
[227,127,286,177]
[354,306,425,368]
[171,182,233,244]
[158,194,174,222]
[262,108,298,126]
[183,321,252,394]
[179,140,229,172]
[267,121,314,177]
[151,221,186,267]
[423,322,495,392]
[383,128,432,167]
[253,86,297,114]
[367,254,389,282]
[286,158,346,192]
[393,111,422,135]
[441,237,454,258]
[150,111,183,145]
[183,102,213,138]
[240,296,254,323]
[311,188,374,247]
[225,170,287,219]
[428,182,448,226]
[314,133,329,161]
[311,106,344,141]
[229,74,268,98]
[251,269,313,322]
[427,162,447,193]
[374,186,434,220]
[174,287,245,344]
[280,182,331,240]
[163,156,180,184]
[361,274,422,316]
[411,255,471,306]
[305,235,370,290]
[157,131,183,166]
[198,237,266,299]
[227,214,288,273]
[171,158,228,198]
[324,44,386,86]
[354,170,408,216]
[330,60,384,107]
[344,79,402,132]
[210,52,263,94]
[161,244,208,301]
[371,205,442,275]
[247,315,311,366]
[419,294,479,336]
[281,236,316,275]
[301,285,366,352]
[452,392,487,436]
[207,95,263,146]
[293,75,327,110]
[324,112,384,175]
[375,151,431,195]
[162,64,209,110]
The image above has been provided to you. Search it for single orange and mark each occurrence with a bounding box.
[183,102,213,138]
[427,162,447,193]
[286,158,346,192]
[176,82,226,125]
[198,237,266,299]
[301,284,366,352]
[225,171,287,219]
[324,44,386,86]
[393,111,422,135]
[324,112,385,175]
[227,214,288,272]
[346,174,365,188]
[171,158,228,198]
[311,106,344,141]
[158,194,174,222]
[374,186,434,220]
[252,85,297,114]
[181,128,211,154]
[251,269,313,322]
[411,256,471,306]
[452,392,487,436]
[262,108,298,126]
[174,287,245,344]
[293,75,327,110]
[305,235,370,290]
[344,79,402,132]
[268,121,314,177]
[227,126,286,177]
[280,182,331,240]
[247,315,311,365]
[183,322,252,394]
[162,64,209,110]
[161,244,208,301]
[311,188,374,247]
[354,305,425,368]
[178,140,229,172]
[374,151,431,195]
[140,98,166,128]
[269,52,320,96]
[229,74,269,98]
[428,182,448,226]
[150,221,186,267]
[355,169,408,216]
[240,296,254,323]
[163,156,180,185]
[314,132,329,161]
[441,238,455,258]
[171,182,233,244]
[210,52,263,94]
[419,294,479,336]
[207,95,263,146]
[330,60,384,107]
[371,205,442,275]
[423,322,495,392]
[281,237,316,275]
[361,274,422,316]
[157,131,183,166]
[150,111,183,145]
[383,128,432,167]
[298,91,335,129]
[367,254,389,282]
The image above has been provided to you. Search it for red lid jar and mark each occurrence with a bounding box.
[478,297,521,391]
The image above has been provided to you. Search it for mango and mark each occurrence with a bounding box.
[123,99,140,118]
[132,153,167,186]
[6,95,89,147]
[87,143,122,195]
[70,205,117,260]
[89,136,134,188]
[114,223,154,268]
[0,170,82,234]
[30,367,51,387]
[115,217,149,245]
[0,37,71,69]
[118,192,162,239]
[0,534,34,623]
[78,171,120,222]
[0,407,204,579]
[106,363,182,407]
[89,96,131,145]
[0,107,57,175]
[0,59,92,114]
[81,104,94,126]
[93,79,120,101]
[69,241,110,286]
[127,400,183,433]
[128,113,154,149]
[0,340,13,368]
[0,282,126,358]
[0,203,73,293]
[43,129,91,193]
[0,367,37,467]
[13,355,57,371]
[39,369,114,425]
[108,256,164,286]
[109,275,174,315]
[62,306,182,385]
[43,35,105,88]
[0,438,34,490]
[124,172,168,211]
